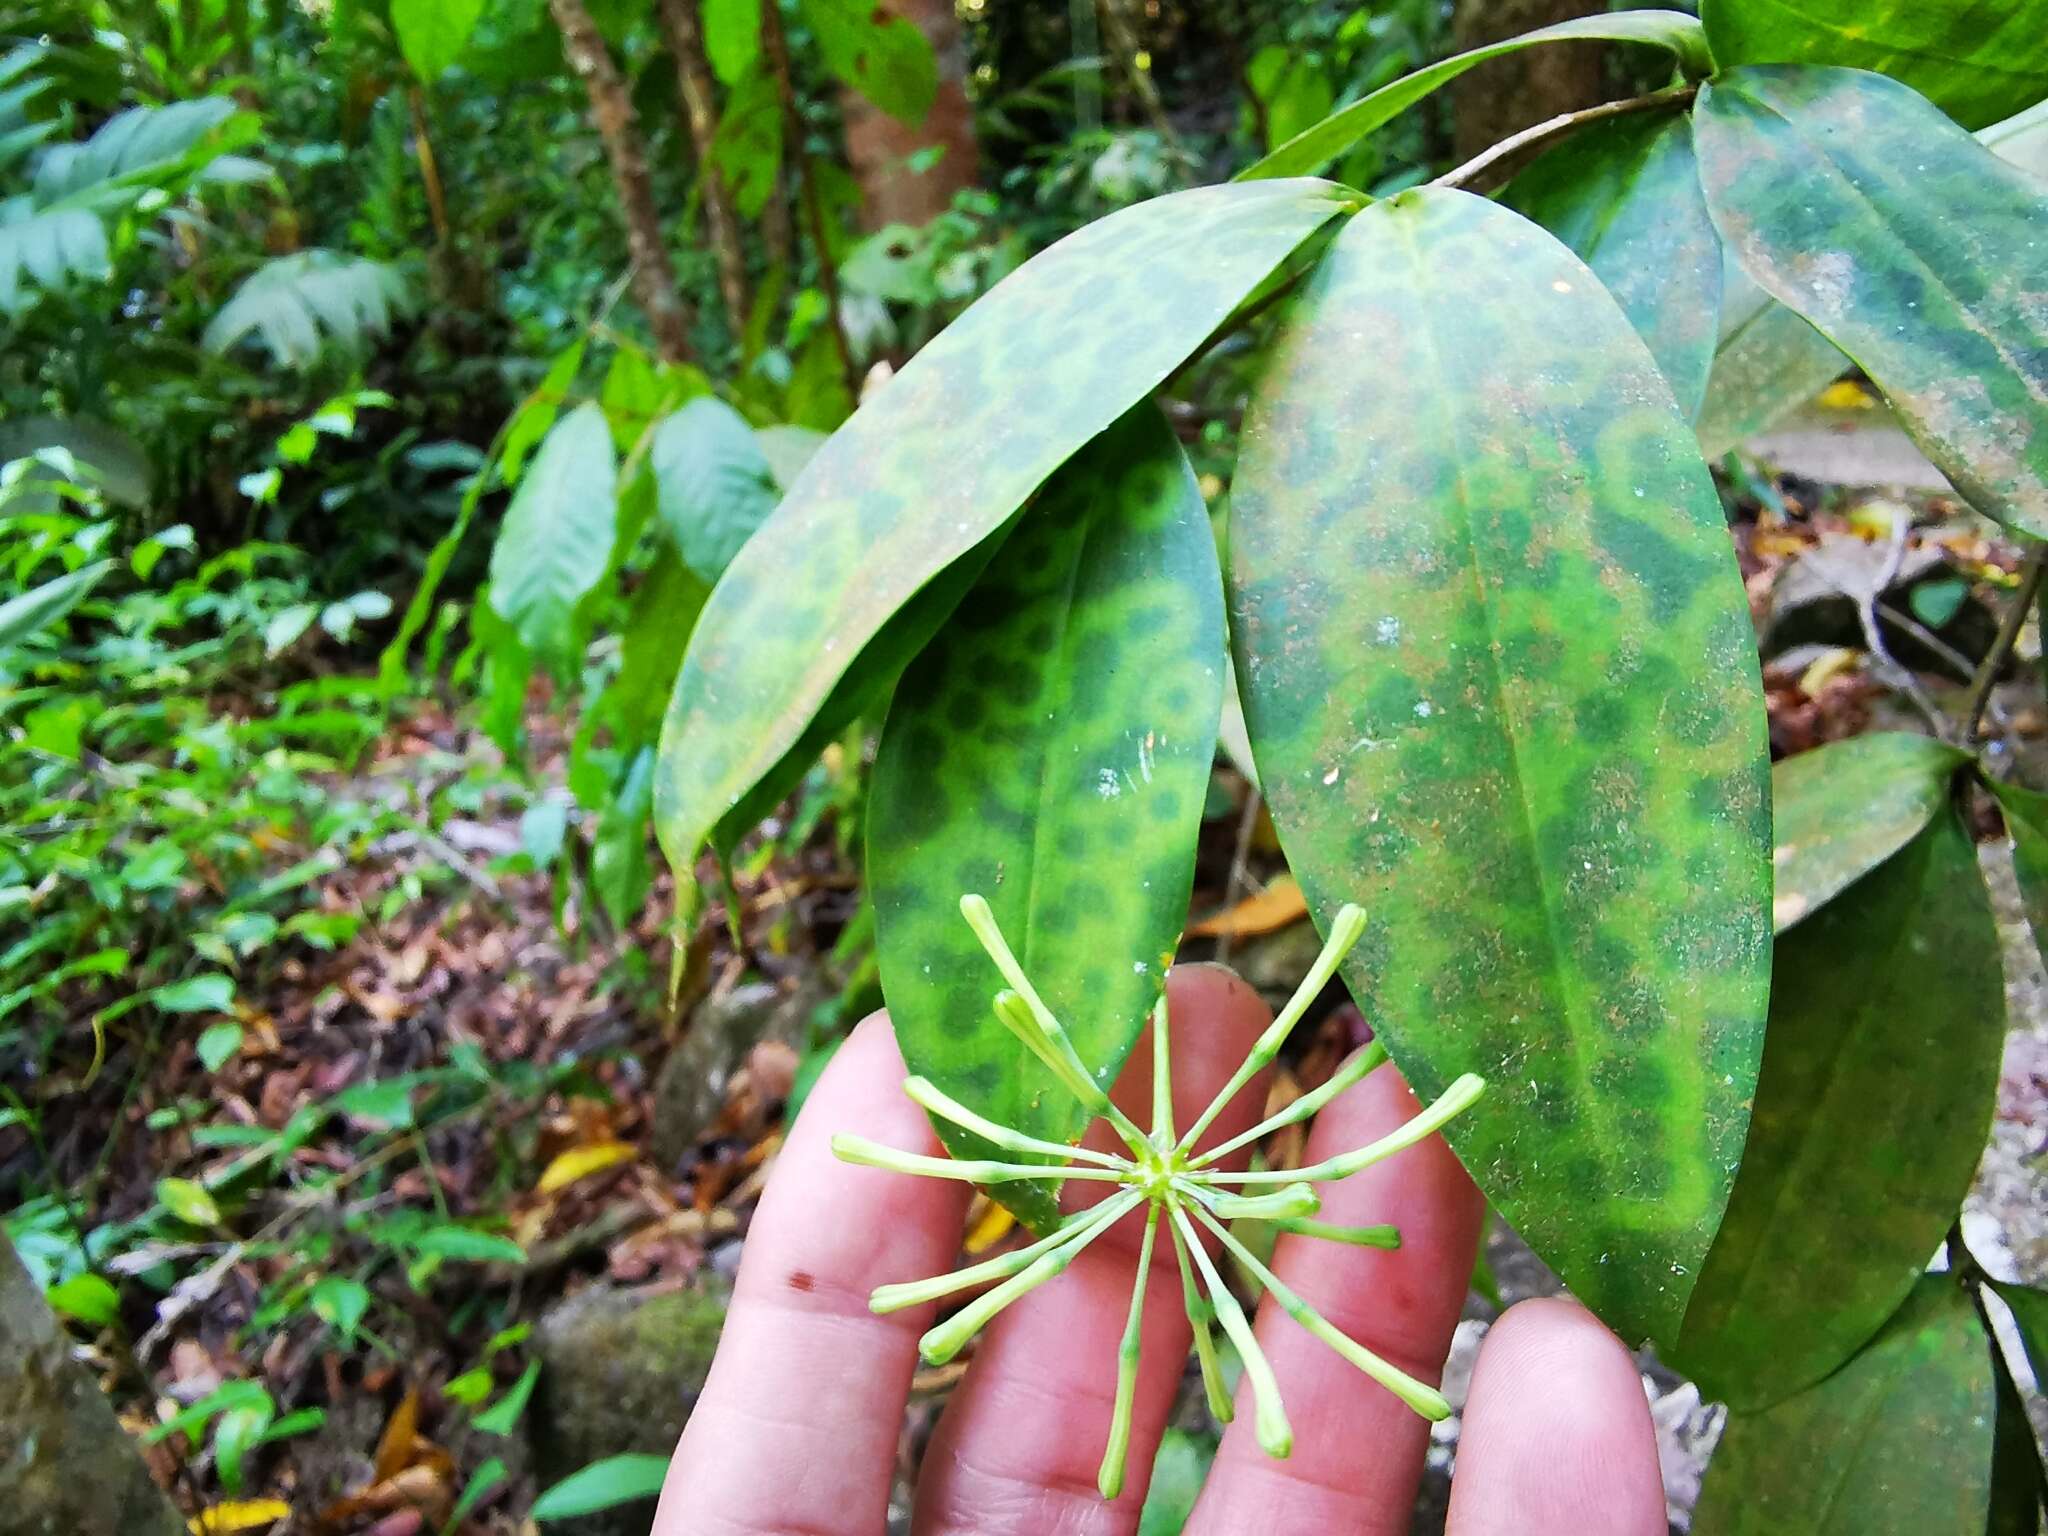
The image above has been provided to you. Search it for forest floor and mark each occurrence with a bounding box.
[34,402,2048,1535]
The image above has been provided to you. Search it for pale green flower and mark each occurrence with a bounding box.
[834,894,1486,1499]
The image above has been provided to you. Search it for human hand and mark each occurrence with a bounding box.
[655,965,1666,1535]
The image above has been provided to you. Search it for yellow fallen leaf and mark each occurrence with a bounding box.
[963,1201,1015,1255]
[536,1140,636,1195]
[188,1500,289,1534]
[1797,646,1861,697]
[1816,378,1875,410]
[1187,876,1308,939]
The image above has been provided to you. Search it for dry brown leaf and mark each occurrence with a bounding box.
[1187,876,1308,939]
[372,1387,419,1483]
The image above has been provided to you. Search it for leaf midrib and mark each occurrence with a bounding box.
[1393,202,1615,1153]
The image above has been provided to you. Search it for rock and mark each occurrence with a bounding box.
[1761,532,1994,682]
[651,974,832,1169]
[531,1283,728,1536]
[0,1232,184,1536]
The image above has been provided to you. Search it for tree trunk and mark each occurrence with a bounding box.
[653,0,750,332]
[1449,0,1610,162]
[548,0,696,364]
[839,0,980,229]
[0,1231,184,1536]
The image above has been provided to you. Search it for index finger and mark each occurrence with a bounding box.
[654,1013,971,1536]
[1187,1057,1484,1535]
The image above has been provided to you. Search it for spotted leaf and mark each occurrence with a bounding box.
[1230,187,1770,1348]
[1504,107,1722,421]
[869,405,1223,1229]
[1701,0,2048,130]
[1695,67,2048,538]
[1691,1279,1996,1534]
[1677,807,2004,1407]
[656,180,1350,889]
[1696,100,2048,458]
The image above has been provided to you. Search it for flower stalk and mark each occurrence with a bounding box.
[830,893,1486,1499]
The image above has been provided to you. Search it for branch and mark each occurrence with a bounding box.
[1963,540,2048,746]
[549,0,696,365]
[655,0,750,332]
[1430,82,1699,193]
[1851,509,1950,742]
[761,0,860,400]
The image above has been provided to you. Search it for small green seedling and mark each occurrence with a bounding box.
[834,895,1485,1499]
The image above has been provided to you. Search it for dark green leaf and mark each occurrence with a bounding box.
[650,398,780,583]
[1677,808,2004,1406]
[802,0,937,125]
[712,69,782,220]
[487,403,619,667]
[592,746,655,928]
[1692,1279,1996,1535]
[473,1360,540,1435]
[869,406,1224,1229]
[703,0,761,84]
[1504,109,1721,421]
[392,0,485,79]
[1231,186,1770,1349]
[1695,67,2048,538]
[1771,732,1969,932]
[0,559,111,651]
[1994,780,2048,946]
[1995,1281,2048,1386]
[1700,0,2048,130]
[608,553,708,755]
[530,1453,670,1520]
[656,179,1349,888]
[1239,11,1708,181]
[1988,1352,2044,1536]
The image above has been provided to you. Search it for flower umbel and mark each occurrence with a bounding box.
[831,894,1487,1499]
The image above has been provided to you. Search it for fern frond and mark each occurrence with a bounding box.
[203,251,416,368]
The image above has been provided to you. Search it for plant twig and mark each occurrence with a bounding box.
[1431,82,1699,193]
[1963,541,2048,747]
[654,0,750,331]
[760,0,859,400]
[1849,510,1950,741]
